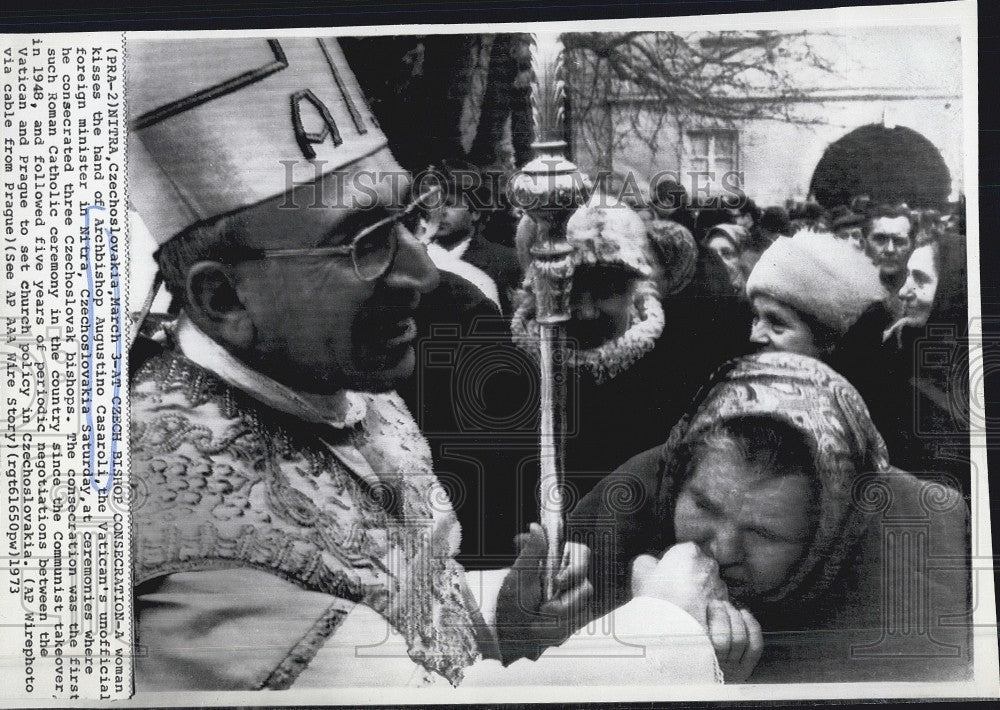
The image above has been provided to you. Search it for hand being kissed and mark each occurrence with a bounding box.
[631,542,763,683]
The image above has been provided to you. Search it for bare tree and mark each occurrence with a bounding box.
[345,33,536,174]
[561,31,834,173]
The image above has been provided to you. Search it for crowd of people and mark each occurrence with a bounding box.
[127,37,973,691]
[398,165,973,683]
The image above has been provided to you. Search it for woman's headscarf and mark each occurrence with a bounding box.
[704,223,749,252]
[656,351,891,617]
[645,217,698,296]
[882,230,968,350]
[926,231,968,331]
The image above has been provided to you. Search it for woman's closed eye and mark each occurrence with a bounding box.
[745,522,811,545]
[693,490,722,516]
[745,526,786,544]
[764,315,787,332]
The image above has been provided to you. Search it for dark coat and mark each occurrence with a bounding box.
[560,287,751,504]
[461,233,523,316]
[398,270,530,568]
[831,302,972,498]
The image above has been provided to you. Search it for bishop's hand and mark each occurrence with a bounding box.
[630,542,729,628]
[495,523,592,665]
[630,542,763,682]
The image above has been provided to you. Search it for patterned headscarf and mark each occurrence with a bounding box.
[657,351,891,615]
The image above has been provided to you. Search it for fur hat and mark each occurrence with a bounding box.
[745,229,885,336]
[565,197,653,277]
[511,197,663,383]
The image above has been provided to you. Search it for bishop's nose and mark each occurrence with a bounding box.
[384,228,440,295]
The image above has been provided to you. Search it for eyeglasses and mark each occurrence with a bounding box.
[244,187,440,282]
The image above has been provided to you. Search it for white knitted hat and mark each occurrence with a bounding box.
[745,229,885,336]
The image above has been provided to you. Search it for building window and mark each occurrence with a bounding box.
[685,129,739,178]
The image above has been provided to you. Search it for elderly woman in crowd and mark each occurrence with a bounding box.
[567,351,971,683]
[744,229,885,359]
[511,198,670,502]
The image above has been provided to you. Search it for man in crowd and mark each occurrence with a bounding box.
[830,206,867,250]
[737,204,791,275]
[128,37,732,691]
[420,159,523,316]
[649,176,698,236]
[788,200,830,232]
[864,203,917,317]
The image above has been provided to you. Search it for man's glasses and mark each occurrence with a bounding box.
[245,186,440,282]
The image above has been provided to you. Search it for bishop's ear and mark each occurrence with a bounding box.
[185,261,254,349]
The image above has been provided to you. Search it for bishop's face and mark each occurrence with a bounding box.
[228,149,439,394]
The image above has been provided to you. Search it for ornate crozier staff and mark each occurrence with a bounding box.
[507,33,591,599]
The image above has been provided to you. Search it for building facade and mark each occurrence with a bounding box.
[570,25,963,209]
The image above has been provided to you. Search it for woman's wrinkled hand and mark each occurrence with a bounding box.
[707,599,763,683]
[631,543,764,682]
